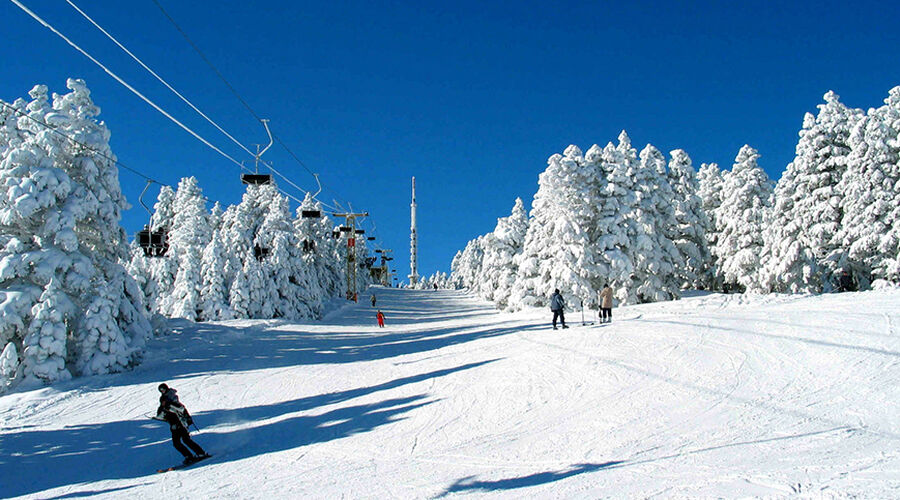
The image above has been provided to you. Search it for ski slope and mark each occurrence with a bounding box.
[2,286,899,498]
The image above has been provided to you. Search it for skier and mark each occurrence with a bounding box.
[376,310,386,328]
[549,289,568,330]
[838,269,855,292]
[156,383,209,465]
[371,294,377,307]
[599,284,614,324]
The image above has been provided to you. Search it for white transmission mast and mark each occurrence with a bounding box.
[409,176,418,285]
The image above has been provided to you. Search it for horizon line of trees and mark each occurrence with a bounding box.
[451,87,900,310]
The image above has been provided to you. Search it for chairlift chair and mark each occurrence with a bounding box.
[241,173,272,185]
[253,244,270,261]
[355,229,365,235]
[301,210,321,218]
[367,236,375,241]
[136,182,170,257]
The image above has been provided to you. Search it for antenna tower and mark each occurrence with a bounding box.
[409,177,418,285]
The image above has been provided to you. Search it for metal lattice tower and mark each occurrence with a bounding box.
[334,211,368,300]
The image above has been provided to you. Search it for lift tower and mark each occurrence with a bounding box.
[333,211,368,300]
[409,177,418,286]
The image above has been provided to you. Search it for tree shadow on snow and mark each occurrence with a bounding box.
[438,462,625,496]
[0,361,490,497]
[133,318,542,386]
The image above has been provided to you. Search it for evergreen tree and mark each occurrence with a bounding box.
[767,92,863,291]
[480,198,528,308]
[839,87,900,284]
[510,145,604,309]
[160,177,210,319]
[697,162,726,290]
[0,80,149,389]
[630,144,680,302]
[715,145,773,292]
[198,230,232,320]
[667,149,712,289]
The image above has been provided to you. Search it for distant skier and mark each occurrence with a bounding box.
[549,289,568,330]
[838,269,855,292]
[155,383,209,465]
[376,310,386,328]
[371,294,377,307]
[599,284,614,324]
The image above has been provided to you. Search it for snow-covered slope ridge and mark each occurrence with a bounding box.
[1,287,898,498]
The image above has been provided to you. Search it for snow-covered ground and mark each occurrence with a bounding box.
[2,286,899,498]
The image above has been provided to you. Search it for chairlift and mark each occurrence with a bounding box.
[301,210,321,218]
[367,236,375,241]
[242,119,274,186]
[254,244,270,261]
[339,226,353,233]
[241,173,273,185]
[302,239,316,253]
[332,231,340,239]
[355,229,365,235]
[136,182,169,257]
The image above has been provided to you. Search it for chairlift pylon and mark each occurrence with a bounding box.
[241,119,274,186]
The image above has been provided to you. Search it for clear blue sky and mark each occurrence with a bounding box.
[3,0,899,281]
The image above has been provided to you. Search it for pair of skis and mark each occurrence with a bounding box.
[156,454,212,473]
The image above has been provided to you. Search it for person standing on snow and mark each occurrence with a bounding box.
[376,310,386,328]
[599,284,614,324]
[156,383,209,464]
[371,294,377,307]
[549,289,568,330]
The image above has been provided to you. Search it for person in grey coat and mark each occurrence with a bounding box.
[549,289,568,330]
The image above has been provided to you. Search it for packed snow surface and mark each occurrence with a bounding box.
[2,286,899,498]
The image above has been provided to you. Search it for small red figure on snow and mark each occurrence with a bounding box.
[376,310,385,328]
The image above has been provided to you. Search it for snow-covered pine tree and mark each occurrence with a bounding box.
[839,87,900,285]
[451,235,487,292]
[0,80,150,389]
[220,184,269,318]
[714,145,773,292]
[254,189,296,319]
[509,145,604,309]
[293,194,339,317]
[591,134,640,304]
[697,162,727,290]
[480,198,528,308]
[197,229,233,320]
[629,144,681,302]
[767,92,863,291]
[667,149,713,290]
[159,177,211,320]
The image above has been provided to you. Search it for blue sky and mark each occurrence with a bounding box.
[3,0,899,280]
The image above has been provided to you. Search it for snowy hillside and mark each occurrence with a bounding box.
[2,286,899,498]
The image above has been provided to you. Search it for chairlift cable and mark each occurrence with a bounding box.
[149,0,356,210]
[9,0,249,171]
[64,0,256,158]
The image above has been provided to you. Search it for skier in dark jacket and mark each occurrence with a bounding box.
[156,383,208,464]
[549,289,568,330]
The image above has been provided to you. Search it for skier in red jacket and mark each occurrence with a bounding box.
[376,310,385,328]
